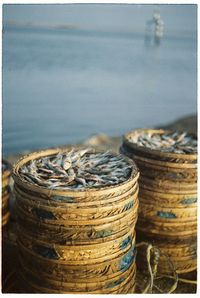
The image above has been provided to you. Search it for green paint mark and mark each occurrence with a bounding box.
[157,211,177,219]
[33,245,59,260]
[52,195,74,203]
[33,208,56,220]
[96,230,113,238]
[120,236,131,250]
[119,246,136,272]
[181,198,197,205]
[123,201,133,211]
[106,277,124,288]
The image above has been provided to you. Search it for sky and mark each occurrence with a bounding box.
[3,4,197,34]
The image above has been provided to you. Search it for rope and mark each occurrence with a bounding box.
[159,251,178,293]
[153,284,164,293]
[136,241,178,294]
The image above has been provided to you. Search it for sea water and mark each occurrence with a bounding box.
[2,26,197,155]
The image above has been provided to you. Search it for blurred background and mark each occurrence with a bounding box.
[2,4,197,155]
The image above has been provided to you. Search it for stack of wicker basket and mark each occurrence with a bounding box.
[2,159,12,227]
[121,129,197,274]
[12,148,140,293]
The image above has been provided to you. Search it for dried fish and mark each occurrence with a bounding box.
[19,149,133,190]
[128,131,197,154]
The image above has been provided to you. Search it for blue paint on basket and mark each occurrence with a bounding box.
[52,195,74,203]
[119,246,136,272]
[106,277,125,289]
[166,172,185,179]
[33,207,56,220]
[33,245,59,260]
[181,198,197,205]
[120,236,131,250]
[123,201,133,211]
[157,211,177,219]
[96,230,113,238]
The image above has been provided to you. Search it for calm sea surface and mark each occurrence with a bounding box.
[3,27,197,155]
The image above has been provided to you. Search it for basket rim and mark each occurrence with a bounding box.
[18,226,136,250]
[12,147,139,195]
[123,128,197,160]
[19,255,136,287]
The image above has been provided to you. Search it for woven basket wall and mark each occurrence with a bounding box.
[12,148,139,293]
[2,159,12,227]
[120,128,197,274]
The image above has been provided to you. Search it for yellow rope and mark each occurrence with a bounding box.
[136,241,178,294]
[174,277,197,285]
[153,284,164,293]
[136,242,159,293]
[159,251,178,294]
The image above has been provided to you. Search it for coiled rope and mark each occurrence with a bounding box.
[136,241,197,293]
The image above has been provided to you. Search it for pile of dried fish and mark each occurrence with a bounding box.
[19,149,133,190]
[128,131,197,154]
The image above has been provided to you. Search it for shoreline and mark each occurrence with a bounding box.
[4,114,197,165]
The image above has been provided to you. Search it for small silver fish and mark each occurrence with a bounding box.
[128,131,197,154]
[19,149,133,190]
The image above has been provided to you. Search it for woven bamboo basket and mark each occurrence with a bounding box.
[17,231,136,292]
[12,148,139,293]
[160,243,197,258]
[17,227,136,263]
[17,205,137,244]
[130,156,197,182]
[140,177,197,193]
[133,159,197,182]
[2,159,12,227]
[15,187,139,224]
[19,262,136,294]
[156,241,197,274]
[123,150,197,170]
[13,148,139,202]
[139,189,197,207]
[19,240,136,279]
[121,128,197,274]
[18,254,136,291]
[138,234,197,249]
[137,219,197,237]
[137,240,197,274]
